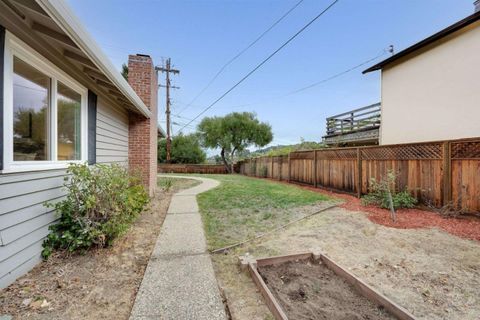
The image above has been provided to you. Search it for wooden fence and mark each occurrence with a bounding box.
[158,163,229,174]
[238,138,480,213]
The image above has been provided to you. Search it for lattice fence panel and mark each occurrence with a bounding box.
[451,140,480,159]
[316,149,357,160]
[361,143,442,160]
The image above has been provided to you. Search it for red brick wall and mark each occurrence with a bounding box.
[128,54,158,196]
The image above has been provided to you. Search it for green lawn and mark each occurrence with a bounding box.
[197,174,332,250]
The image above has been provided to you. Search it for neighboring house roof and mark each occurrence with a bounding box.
[363,11,480,73]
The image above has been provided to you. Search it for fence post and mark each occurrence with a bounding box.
[271,156,274,179]
[442,141,452,206]
[357,147,362,198]
[288,153,291,183]
[278,157,281,180]
[313,150,318,188]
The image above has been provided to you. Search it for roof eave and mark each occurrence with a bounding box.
[363,11,480,74]
[158,124,166,138]
[35,0,152,118]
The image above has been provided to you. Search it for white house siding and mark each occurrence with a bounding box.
[96,96,129,164]
[0,98,129,289]
[380,21,480,145]
[0,170,65,288]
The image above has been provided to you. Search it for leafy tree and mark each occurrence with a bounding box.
[198,112,273,173]
[121,63,128,81]
[158,133,206,164]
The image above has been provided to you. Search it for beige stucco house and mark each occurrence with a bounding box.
[363,7,480,145]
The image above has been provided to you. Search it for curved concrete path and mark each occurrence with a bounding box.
[130,175,227,320]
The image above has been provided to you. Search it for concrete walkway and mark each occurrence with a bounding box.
[130,175,227,320]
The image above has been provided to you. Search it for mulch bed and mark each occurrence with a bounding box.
[262,177,480,242]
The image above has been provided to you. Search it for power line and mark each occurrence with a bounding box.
[179,0,340,132]
[172,49,387,130]
[172,113,200,124]
[286,49,388,95]
[218,47,390,110]
[160,120,196,129]
[176,0,305,115]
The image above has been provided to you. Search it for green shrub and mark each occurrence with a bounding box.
[362,170,417,210]
[42,163,149,259]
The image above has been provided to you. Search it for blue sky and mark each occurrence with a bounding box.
[68,0,474,147]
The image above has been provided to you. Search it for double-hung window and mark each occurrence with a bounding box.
[3,32,87,172]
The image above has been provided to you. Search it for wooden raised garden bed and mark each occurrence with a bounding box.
[242,252,416,320]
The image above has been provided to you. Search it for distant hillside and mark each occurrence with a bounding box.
[247,140,327,158]
[205,140,327,163]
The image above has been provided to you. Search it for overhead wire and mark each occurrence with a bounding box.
[217,48,389,110]
[178,0,340,132]
[176,0,305,115]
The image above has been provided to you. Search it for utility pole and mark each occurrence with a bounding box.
[156,58,179,163]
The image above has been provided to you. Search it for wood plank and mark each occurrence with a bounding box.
[238,139,480,212]
[64,50,97,69]
[442,142,452,206]
[248,264,289,320]
[32,22,78,49]
[320,255,416,320]
[356,148,362,197]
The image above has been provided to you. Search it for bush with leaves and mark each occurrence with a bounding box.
[158,133,206,164]
[362,170,417,210]
[42,163,149,258]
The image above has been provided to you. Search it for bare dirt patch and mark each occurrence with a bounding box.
[216,207,480,320]
[259,259,395,320]
[0,179,198,320]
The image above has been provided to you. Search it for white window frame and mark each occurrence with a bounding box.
[2,32,88,173]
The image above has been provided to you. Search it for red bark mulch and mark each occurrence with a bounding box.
[266,178,480,242]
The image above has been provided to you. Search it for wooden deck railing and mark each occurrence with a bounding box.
[325,103,381,137]
[238,137,480,213]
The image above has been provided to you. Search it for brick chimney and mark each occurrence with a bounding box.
[127,54,158,196]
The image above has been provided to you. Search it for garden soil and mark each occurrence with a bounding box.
[215,207,480,320]
[258,259,395,320]
[0,180,196,320]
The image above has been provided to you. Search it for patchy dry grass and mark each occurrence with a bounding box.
[157,176,201,192]
[197,174,332,250]
[194,174,480,320]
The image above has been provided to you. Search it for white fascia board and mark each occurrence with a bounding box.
[35,0,152,119]
[158,124,166,138]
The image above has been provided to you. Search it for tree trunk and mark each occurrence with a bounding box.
[220,148,231,173]
[230,149,236,174]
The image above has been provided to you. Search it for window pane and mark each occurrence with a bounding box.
[13,57,50,161]
[57,82,81,160]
